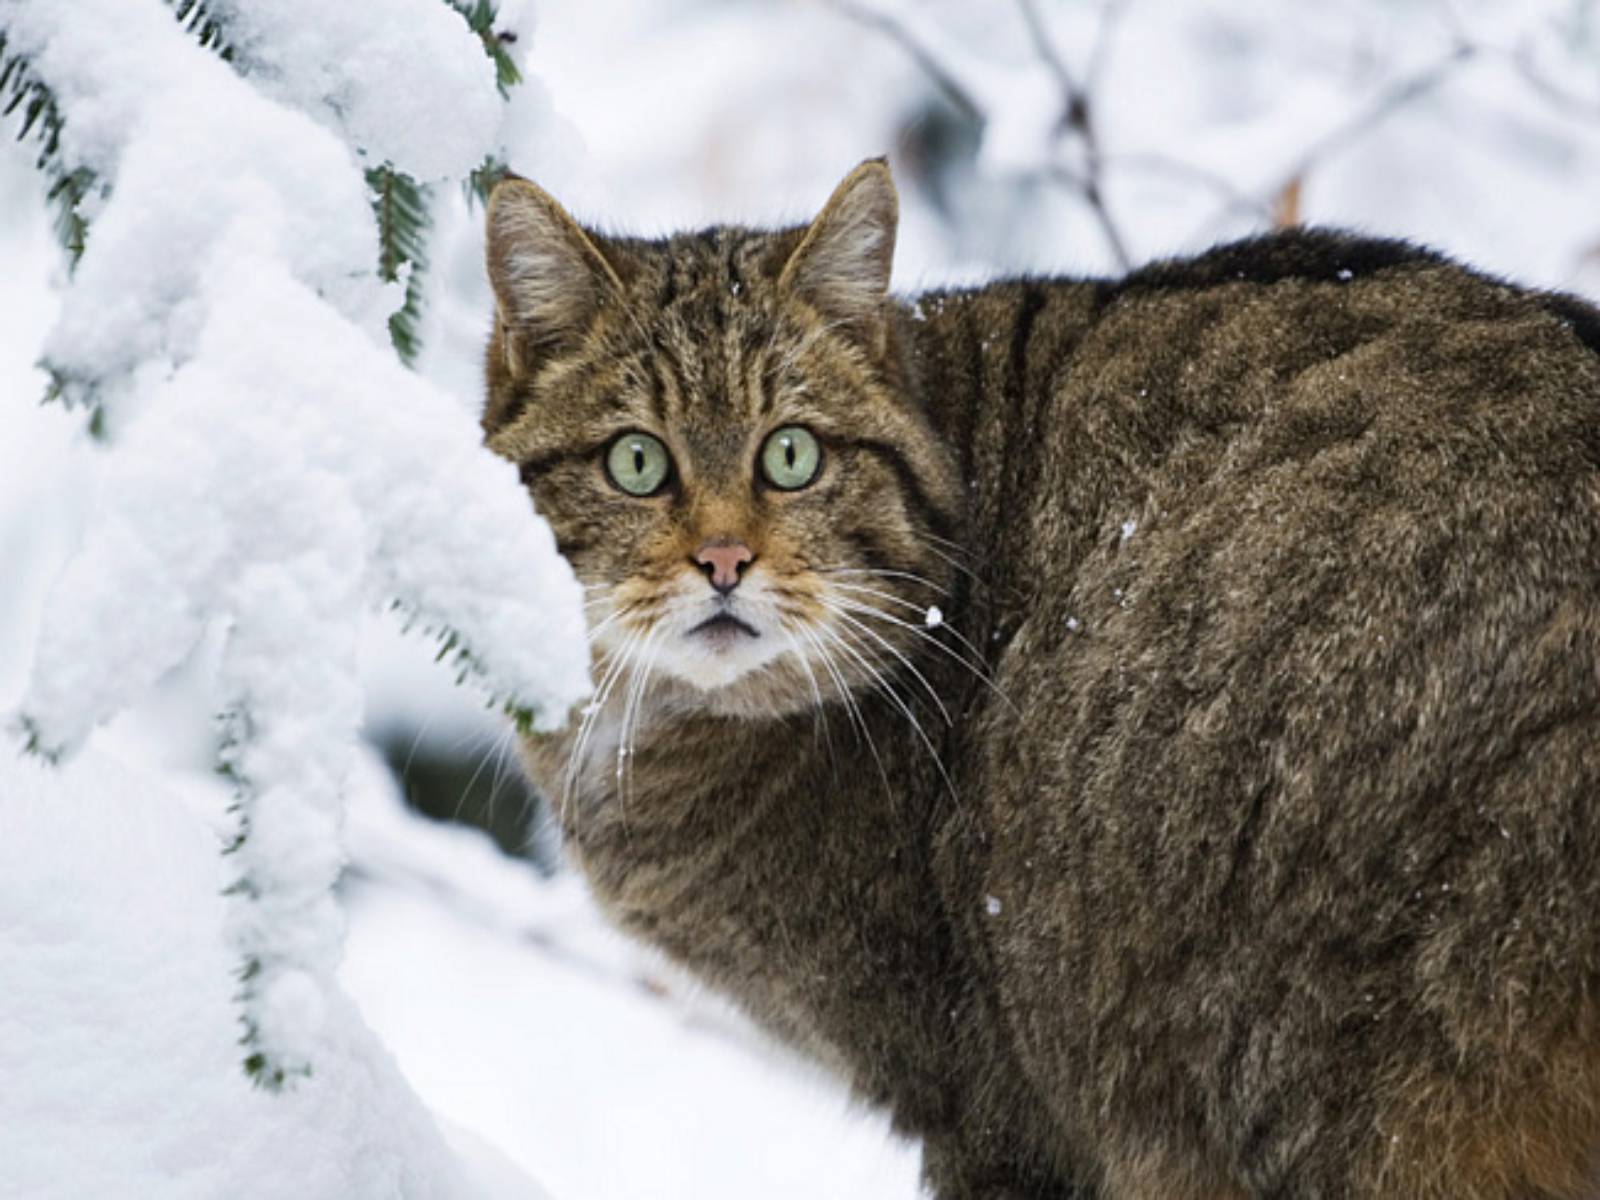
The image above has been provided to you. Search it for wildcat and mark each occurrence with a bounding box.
[480,158,1600,1198]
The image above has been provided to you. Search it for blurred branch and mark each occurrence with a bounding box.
[1285,42,1478,184]
[1083,0,1129,96]
[1512,42,1600,121]
[1015,0,1130,268]
[819,0,982,126]
[1015,0,1083,125]
[824,0,1134,269]
[1200,41,1479,241]
[1107,152,1271,219]
[826,1,1505,272]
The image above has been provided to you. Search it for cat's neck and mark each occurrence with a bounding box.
[895,277,1103,509]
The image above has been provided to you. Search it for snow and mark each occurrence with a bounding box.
[8,0,587,1103]
[208,0,503,183]
[341,751,921,1200]
[924,604,944,629]
[0,748,544,1200]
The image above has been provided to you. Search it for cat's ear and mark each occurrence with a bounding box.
[486,176,626,373]
[778,158,898,349]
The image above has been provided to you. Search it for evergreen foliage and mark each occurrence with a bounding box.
[366,2,521,366]
[468,153,512,208]
[7,0,541,1088]
[367,164,432,367]
[0,32,93,264]
[5,0,522,372]
[449,0,522,97]
[168,0,233,60]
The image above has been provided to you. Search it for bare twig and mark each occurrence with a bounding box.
[1016,0,1085,126]
[1105,151,1271,220]
[1084,0,1130,96]
[1512,41,1600,121]
[1287,42,1478,182]
[1198,42,1479,241]
[821,0,1133,269]
[1048,166,1131,269]
[1015,0,1132,268]
[819,0,983,126]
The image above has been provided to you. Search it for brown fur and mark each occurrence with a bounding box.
[481,160,1600,1197]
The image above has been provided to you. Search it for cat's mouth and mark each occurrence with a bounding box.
[688,611,761,641]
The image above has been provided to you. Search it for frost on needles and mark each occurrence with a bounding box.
[2,0,590,1086]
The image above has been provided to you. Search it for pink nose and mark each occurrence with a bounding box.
[694,541,754,594]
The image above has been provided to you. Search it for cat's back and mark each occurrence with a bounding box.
[935,230,1600,1196]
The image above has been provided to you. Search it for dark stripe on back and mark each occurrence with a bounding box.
[1540,290,1600,359]
[726,236,744,296]
[659,257,679,309]
[1006,284,1048,415]
[1000,284,1049,530]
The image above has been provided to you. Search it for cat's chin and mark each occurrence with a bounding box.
[649,644,836,721]
[657,628,785,693]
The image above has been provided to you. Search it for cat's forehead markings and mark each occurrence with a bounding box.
[632,232,775,431]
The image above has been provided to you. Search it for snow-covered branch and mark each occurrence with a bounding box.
[4,0,589,1086]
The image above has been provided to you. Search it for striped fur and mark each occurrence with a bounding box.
[484,161,1600,1198]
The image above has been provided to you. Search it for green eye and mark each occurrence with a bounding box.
[760,426,821,491]
[606,432,672,496]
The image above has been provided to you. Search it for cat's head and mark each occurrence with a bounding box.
[482,160,960,718]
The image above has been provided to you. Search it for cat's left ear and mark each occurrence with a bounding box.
[485,176,627,375]
[779,158,898,352]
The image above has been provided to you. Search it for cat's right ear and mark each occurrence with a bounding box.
[778,158,899,353]
[486,177,625,375]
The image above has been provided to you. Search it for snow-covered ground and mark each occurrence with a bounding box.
[5,1,1600,1197]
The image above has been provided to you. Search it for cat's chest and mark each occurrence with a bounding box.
[548,710,961,1070]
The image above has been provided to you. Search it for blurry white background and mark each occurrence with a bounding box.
[4,2,1600,1197]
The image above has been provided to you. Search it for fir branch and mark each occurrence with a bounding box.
[166,0,235,61]
[366,165,432,367]
[0,31,97,267]
[215,707,311,1091]
[14,714,61,765]
[466,154,510,208]
[444,0,521,97]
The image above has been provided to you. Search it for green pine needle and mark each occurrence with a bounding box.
[165,0,236,61]
[1,33,97,269]
[467,155,511,208]
[366,164,432,367]
[445,0,522,97]
[15,715,61,765]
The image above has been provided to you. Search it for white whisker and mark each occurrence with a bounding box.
[822,602,951,725]
[825,592,1016,713]
[795,621,892,798]
[816,566,952,597]
[826,580,993,670]
[616,624,664,819]
[814,619,957,803]
[563,628,642,819]
[779,615,837,772]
